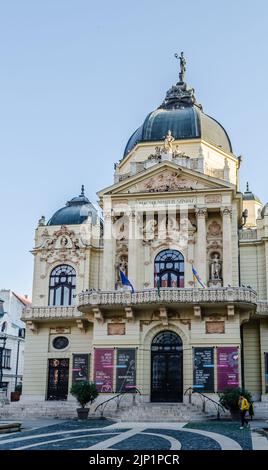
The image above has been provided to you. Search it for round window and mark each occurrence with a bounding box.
[52,336,69,350]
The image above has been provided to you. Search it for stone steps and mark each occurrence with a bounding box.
[96,402,215,422]
[2,400,268,422]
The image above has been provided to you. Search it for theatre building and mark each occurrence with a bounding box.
[17,56,268,416]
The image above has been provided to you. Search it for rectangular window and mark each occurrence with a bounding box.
[1,349,11,369]
[0,382,8,396]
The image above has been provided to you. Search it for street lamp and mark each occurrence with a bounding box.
[0,332,7,389]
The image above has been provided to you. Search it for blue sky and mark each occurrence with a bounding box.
[1,0,268,296]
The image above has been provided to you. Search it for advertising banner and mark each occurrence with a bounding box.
[193,347,214,392]
[72,354,89,384]
[94,348,114,393]
[217,347,239,391]
[116,348,136,393]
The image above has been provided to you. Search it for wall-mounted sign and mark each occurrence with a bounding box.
[94,348,114,393]
[193,347,214,392]
[217,347,239,391]
[72,354,89,384]
[116,348,136,393]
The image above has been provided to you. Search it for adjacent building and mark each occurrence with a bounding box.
[0,290,29,399]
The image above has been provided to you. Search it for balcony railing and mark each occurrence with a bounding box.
[239,229,258,241]
[78,287,257,309]
[256,301,268,315]
[22,306,82,321]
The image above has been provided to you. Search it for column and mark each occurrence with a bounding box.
[102,211,115,291]
[195,208,207,284]
[221,207,232,286]
[128,211,140,288]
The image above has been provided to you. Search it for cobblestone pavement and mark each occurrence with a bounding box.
[0,419,264,450]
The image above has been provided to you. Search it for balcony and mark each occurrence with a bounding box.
[22,306,82,322]
[78,287,257,322]
[256,301,268,316]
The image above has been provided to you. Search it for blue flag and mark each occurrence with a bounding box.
[119,270,135,293]
[192,265,206,288]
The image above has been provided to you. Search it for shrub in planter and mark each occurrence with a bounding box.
[219,387,252,420]
[70,381,98,420]
[11,384,22,402]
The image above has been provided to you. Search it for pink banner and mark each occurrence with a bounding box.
[217,347,239,391]
[94,348,114,393]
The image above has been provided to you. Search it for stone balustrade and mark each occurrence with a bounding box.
[256,301,268,316]
[22,306,82,321]
[239,229,258,241]
[78,287,257,310]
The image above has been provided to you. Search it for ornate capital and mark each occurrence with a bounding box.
[221,207,232,217]
[195,207,207,218]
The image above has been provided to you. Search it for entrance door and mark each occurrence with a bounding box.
[47,358,69,400]
[151,331,183,402]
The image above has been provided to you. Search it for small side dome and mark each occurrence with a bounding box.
[243,182,261,203]
[47,186,98,226]
[261,203,268,218]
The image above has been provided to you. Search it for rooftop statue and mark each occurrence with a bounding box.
[175,51,186,83]
[164,130,175,153]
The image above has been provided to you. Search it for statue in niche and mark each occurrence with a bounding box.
[210,254,222,280]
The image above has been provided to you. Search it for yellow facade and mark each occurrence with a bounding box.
[21,63,268,409]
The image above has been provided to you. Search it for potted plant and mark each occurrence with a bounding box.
[11,383,22,402]
[70,381,98,420]
[219,387,252,420]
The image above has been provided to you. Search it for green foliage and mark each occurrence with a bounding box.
[70,381,98,408]
[15,384,22,393]
[219,387,252,412]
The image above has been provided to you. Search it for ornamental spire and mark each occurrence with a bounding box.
[174,51,186,83]
[81,184,85,196]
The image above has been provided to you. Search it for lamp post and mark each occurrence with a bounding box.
[0,332,7,390]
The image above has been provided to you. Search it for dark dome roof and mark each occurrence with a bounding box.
[261,203,268,218]
[47,186,98,226]
[124,78,232,156]
[243,183,261,204]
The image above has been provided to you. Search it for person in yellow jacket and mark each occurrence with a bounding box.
[238,394,250,429]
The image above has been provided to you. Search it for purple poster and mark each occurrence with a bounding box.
[217,347,239,391]
[94,348,114,393]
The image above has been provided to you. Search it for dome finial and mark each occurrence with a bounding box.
[174,51,186,83]
[81,185,85,196]
[246,181,249,192]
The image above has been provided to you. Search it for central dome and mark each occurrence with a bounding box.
[124,67,232,156]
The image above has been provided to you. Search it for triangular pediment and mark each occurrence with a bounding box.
[98,161,235,198]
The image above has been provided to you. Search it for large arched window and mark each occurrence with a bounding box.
[154,249,184,288]
[48,265,76,306]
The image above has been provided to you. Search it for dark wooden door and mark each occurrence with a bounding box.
[47,358,69,400]
[151,331,183,402]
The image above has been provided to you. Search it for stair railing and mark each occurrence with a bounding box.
[184,387,226,420]
[94,387,141,418]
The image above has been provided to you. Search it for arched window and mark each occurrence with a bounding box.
[48,265,76,306]
[154,249,184,288]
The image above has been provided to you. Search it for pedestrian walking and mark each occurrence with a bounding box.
[238,394,250,429]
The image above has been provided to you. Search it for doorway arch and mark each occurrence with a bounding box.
[151,330,183,402]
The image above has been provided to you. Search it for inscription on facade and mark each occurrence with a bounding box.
[108,323,126,335]
[206,321,225,334]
